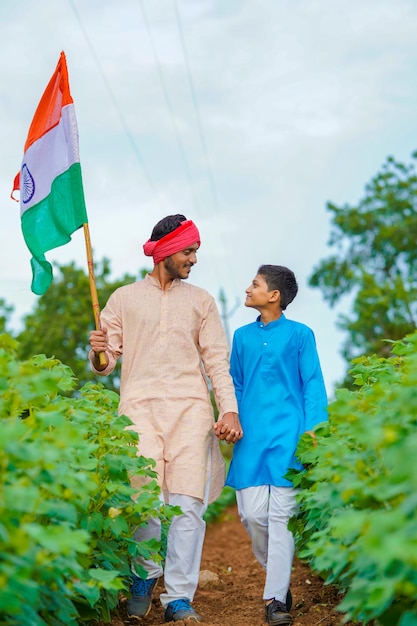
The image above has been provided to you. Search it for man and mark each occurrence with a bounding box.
[89,214,242,623]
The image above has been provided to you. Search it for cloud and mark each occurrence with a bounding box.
[2,0,417,393]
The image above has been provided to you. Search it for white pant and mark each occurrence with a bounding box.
[133,493,207,607]
[236,485,298,603]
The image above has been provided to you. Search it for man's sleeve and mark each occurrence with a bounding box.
[198,297,238,417]
[88,291,122,376]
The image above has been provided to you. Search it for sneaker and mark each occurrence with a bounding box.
[126,574,158,619]
[265,599,293,625]
[164,598,202,622]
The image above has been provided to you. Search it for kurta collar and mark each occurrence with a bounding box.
[256,313,286,329]
[144,273,182,290]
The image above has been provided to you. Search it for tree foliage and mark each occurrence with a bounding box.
[309,153,417,366]
[0,298,14,334]
[16,258,149,390]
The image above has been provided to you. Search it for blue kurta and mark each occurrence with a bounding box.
[226,314,328,489]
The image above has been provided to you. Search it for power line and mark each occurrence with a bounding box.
[173,0,221,214]
[172,0,239,301]
[67,0,237,315]
[67,0,161,205]
[138,0,201,211]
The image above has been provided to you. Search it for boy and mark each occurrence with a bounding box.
[226,265,327,626]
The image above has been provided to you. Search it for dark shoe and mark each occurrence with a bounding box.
[164,598,202,622]
[126,574,158,619]
[265,599,293,625]
[286,588,292,611]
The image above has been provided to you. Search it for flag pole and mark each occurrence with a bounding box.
[83,223,107,366]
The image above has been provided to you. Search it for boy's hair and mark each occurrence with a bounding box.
[150,214,187,241]
[257,265,298,310]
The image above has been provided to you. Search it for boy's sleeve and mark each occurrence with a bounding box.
[299,329,328,431]
[230,332,243,404]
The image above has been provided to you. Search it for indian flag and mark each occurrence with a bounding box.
[12,51,87,295]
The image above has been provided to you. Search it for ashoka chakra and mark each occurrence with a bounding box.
[22,164,35,204]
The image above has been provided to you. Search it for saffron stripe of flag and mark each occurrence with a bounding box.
[12,51,88,295]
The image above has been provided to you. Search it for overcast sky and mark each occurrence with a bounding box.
[2,0,417,394]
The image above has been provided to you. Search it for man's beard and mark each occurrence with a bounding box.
[164,256,191,279]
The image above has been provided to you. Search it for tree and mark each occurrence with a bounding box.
[16,258,148,390]
[309,153,417,367]
[0,298,14,334]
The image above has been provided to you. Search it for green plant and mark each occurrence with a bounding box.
[204,486,236,524]
[0,334,177,625]
[204,442,236,524]
[289,331,417,625]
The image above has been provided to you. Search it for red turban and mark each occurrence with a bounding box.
[143,220,201,264]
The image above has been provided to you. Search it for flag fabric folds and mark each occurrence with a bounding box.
[12,51,87,295]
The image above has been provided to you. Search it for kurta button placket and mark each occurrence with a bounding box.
[158,288,169,384]
[258,322,270,376]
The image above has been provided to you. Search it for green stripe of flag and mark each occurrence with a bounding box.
[21,163,88,295]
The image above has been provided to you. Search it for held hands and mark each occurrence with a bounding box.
[213,412,243,444]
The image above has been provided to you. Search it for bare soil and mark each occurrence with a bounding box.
[107,505,359,626]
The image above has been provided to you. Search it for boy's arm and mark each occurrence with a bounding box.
[230,333,243,404]
[299,329,328,431]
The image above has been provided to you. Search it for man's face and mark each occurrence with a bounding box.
[163,243,199,280]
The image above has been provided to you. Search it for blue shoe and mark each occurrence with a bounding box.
[164,598,201,622]
[126,574,158,619]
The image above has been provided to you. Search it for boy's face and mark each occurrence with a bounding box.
[245,274,279,309]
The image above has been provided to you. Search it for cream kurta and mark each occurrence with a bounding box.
[89,274,238,503]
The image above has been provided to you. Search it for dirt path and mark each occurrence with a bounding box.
[109,505,359,626]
